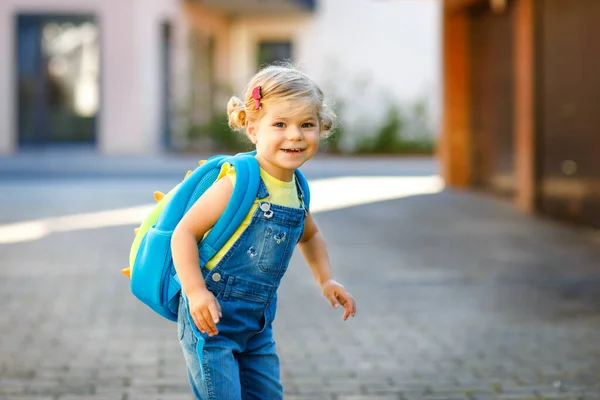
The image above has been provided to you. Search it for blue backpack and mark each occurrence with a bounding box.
[122,151,311,322]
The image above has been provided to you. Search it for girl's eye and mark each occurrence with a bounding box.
[302,123,315,128]
[274,122,285,128]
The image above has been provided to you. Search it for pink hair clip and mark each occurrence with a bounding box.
[252,86,262,110]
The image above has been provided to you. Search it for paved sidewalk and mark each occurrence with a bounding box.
[1,156,600,399]
[0,150,437,180]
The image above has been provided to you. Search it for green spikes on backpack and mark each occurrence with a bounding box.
[121,168,194,278]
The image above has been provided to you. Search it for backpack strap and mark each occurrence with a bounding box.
[198,154,260,266]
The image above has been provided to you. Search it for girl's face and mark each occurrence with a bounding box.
[247,100,320,181]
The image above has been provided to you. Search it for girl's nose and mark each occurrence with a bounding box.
[287,127,303,140]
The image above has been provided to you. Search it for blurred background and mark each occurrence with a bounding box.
[0,0,440,156]
[2,0,600,399]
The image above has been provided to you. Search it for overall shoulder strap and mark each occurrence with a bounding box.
[198,154,260,265]
[294,169,311,210]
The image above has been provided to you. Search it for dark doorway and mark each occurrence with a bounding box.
[537,0,600,228]
[257,41,292,68]
[469,2,516,197]
[16,14,100,147]
[161,21,173,150]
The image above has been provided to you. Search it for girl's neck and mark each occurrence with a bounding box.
[255,156,295,182]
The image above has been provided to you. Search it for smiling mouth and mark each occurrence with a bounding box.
[281,148,305,153]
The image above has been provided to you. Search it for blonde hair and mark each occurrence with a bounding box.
[227,63,336,138]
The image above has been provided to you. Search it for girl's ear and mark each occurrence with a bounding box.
[246,120,258,144]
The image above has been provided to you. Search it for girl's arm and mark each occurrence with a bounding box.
[171,177,233,335]
[298,212,332,287]
[298,212,357,320]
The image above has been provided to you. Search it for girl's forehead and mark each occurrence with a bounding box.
[263,100,317,119]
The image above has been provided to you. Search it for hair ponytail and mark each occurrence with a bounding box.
[227,96,247,131]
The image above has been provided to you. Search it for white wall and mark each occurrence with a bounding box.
[298,0,441,146]
[130,0,182,154]
[229,15,309,98]
[0,0,440,154]
[225,0,441,150]
[0,0,182,154]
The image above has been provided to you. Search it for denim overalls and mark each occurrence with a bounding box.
[177,177,306,400]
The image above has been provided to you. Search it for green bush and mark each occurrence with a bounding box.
[354,102,434,155]
[320,98,345,154]
[322,125,344,154]
[185,100,434,156]
[188,113,252,152]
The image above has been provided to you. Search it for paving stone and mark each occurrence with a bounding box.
[2,158,600,398]
[284,395,334,400]
[3,397,54,400]
[338,395,401,400]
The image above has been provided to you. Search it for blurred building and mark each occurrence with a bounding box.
[440,0,600,228]
[0,0,186,155]
[0,0,440,155]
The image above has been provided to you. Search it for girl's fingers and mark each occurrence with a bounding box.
[208,303,221,324]
[192,312,211,334]
[327,292,340,308]
[338,292,356,320]
[345,301,356,319]
[336,290,352,305]
[342,308,351,321]
[200,309,218,335]
[341,299,351,320]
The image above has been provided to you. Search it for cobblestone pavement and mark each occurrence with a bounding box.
[1,156,600,399]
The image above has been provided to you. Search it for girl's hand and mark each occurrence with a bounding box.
[321,279,356,321]
[186,289,222,336]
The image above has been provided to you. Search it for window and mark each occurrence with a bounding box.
[257,41,292,68]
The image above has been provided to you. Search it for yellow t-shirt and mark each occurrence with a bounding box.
[204,162,302,270]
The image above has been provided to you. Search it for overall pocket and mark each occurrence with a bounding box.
[256,224,293,276]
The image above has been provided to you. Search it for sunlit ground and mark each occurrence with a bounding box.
[0,175,443,244]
